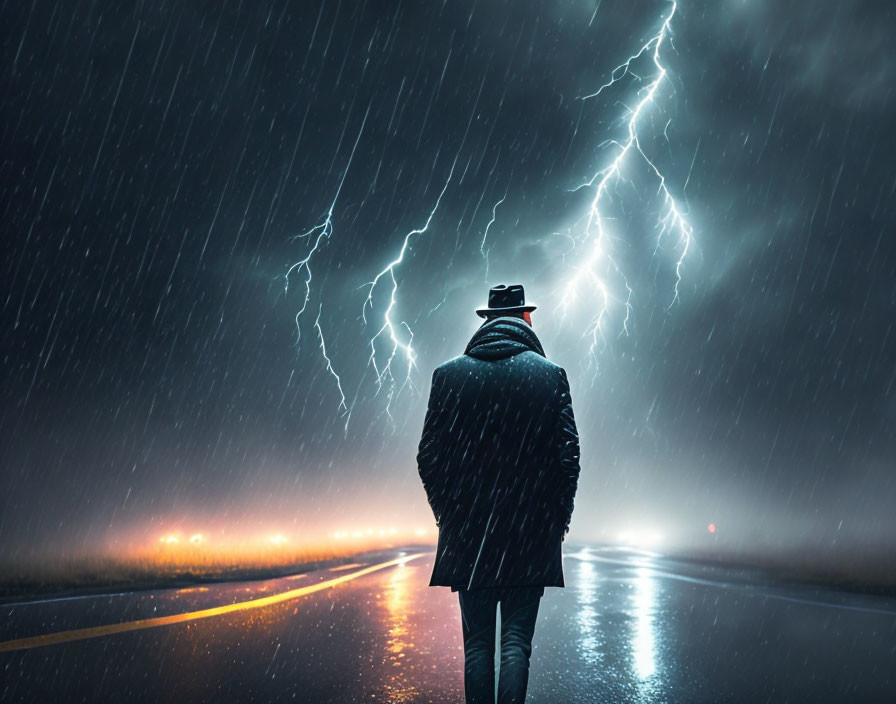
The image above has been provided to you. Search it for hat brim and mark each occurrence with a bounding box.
[475,304,537,318]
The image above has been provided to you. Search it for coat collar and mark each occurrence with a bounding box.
[464,316,546,360]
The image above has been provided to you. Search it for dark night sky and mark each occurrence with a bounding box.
[2,1,894,569]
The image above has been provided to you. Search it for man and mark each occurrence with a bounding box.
[417,283,581,704]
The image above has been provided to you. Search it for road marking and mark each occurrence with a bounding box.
[328,562,365,572]
[0,553,427,653]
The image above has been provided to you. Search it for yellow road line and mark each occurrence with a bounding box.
[0,553,427,653]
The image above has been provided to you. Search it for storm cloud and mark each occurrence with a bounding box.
[2,0,894,573]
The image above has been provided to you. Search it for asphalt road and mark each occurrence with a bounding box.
[2,546,895,703]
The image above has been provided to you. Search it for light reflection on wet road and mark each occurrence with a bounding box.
[2,546,894,703]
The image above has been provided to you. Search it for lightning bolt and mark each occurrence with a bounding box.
[282,2,698,420]
[361,156,457,419]
[480,189,506,281]
[283,103,370,414]
[558,0,692,357]
[313,302,348,418]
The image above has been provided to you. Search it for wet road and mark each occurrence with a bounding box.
[2,546,895,703]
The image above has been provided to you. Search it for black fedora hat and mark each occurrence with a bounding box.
[475,284,538,318]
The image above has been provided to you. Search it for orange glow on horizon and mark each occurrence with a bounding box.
[124,525,438,577]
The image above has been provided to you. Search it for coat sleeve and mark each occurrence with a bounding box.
[417,368,448,526]
[556,367,581,538]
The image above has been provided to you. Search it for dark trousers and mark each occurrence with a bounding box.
[457,586,544,704]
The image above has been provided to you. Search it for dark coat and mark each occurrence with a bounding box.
[416,316,581,590]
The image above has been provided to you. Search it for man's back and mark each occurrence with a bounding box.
[417,316,580,591]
